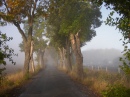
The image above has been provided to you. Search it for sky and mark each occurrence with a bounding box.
[0,5,124,65]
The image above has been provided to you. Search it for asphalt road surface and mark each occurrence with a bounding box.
[19,63,94,97]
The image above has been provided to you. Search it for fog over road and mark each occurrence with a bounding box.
[19,64,92,97]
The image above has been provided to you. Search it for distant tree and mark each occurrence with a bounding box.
[47,26,69,70]
[32,17,47,68]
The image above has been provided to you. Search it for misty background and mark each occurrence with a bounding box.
[82,49,122,67]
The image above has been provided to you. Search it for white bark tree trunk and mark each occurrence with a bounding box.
[30,40,35,72]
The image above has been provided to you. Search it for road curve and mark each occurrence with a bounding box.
[19,63,90,97]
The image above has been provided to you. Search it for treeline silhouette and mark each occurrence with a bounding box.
[82,49,123,67]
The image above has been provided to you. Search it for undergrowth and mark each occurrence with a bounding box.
[102,84,130,97]
[0,71,25,97]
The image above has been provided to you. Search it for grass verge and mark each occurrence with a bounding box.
[82,69,130,96]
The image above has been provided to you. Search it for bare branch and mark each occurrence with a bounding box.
[3,0,27,41]
[3,0,10,13]
[13,21,27,41]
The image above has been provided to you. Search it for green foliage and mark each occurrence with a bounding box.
[102,84,130,97]
[0,31,16,85]
[47,0,102,48]
[19,16,47,51]
[0,32,16,65]
[0,0,48,24]
[119,42,130,75]
[32,17,47,52]
[94,0,130,18]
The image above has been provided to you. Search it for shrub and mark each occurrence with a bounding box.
[102,84,130,97]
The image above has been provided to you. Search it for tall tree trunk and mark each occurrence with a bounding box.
[75,32,83,77]
[70,33,83,78]
[58,47,63,68]
[66,39,72,72]
[14,22,33,78]
[30,55,35,72]
[38,50,41,67]
[23,39,32,78]
[37,50,45,68]
[37,52,40,65]
[62,48,66,69]
[30,40,35,72]
[39,51,42,68]
[56,53,59,66]
[41,50,45,68]
[24,25,33,78]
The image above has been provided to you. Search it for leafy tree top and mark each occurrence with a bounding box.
[47,0,102,45]
[0,0,49,42]
[19,16,47,52]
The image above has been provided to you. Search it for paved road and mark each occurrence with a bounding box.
[19,63,92,97]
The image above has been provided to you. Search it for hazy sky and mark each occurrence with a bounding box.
[0,5,124,65]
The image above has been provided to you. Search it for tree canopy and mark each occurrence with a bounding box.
[47,0,102,47]
[46,0,102,77]
[0,0,49,76]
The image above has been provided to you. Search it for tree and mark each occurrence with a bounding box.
[47,26,70,70]
[94,0,130,74]
[0,0,48,77]
[0,31,16,84]
[33,17,47,68]
[47,0,102,77]
[19,16,47,70]
[46,7,73,71]
[46,1,72,71]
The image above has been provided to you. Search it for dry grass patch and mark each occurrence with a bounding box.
[0,71,25,96]
[58,66,130,96]
[64,67,130,96]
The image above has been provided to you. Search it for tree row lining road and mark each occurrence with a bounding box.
[19,63,96,97]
